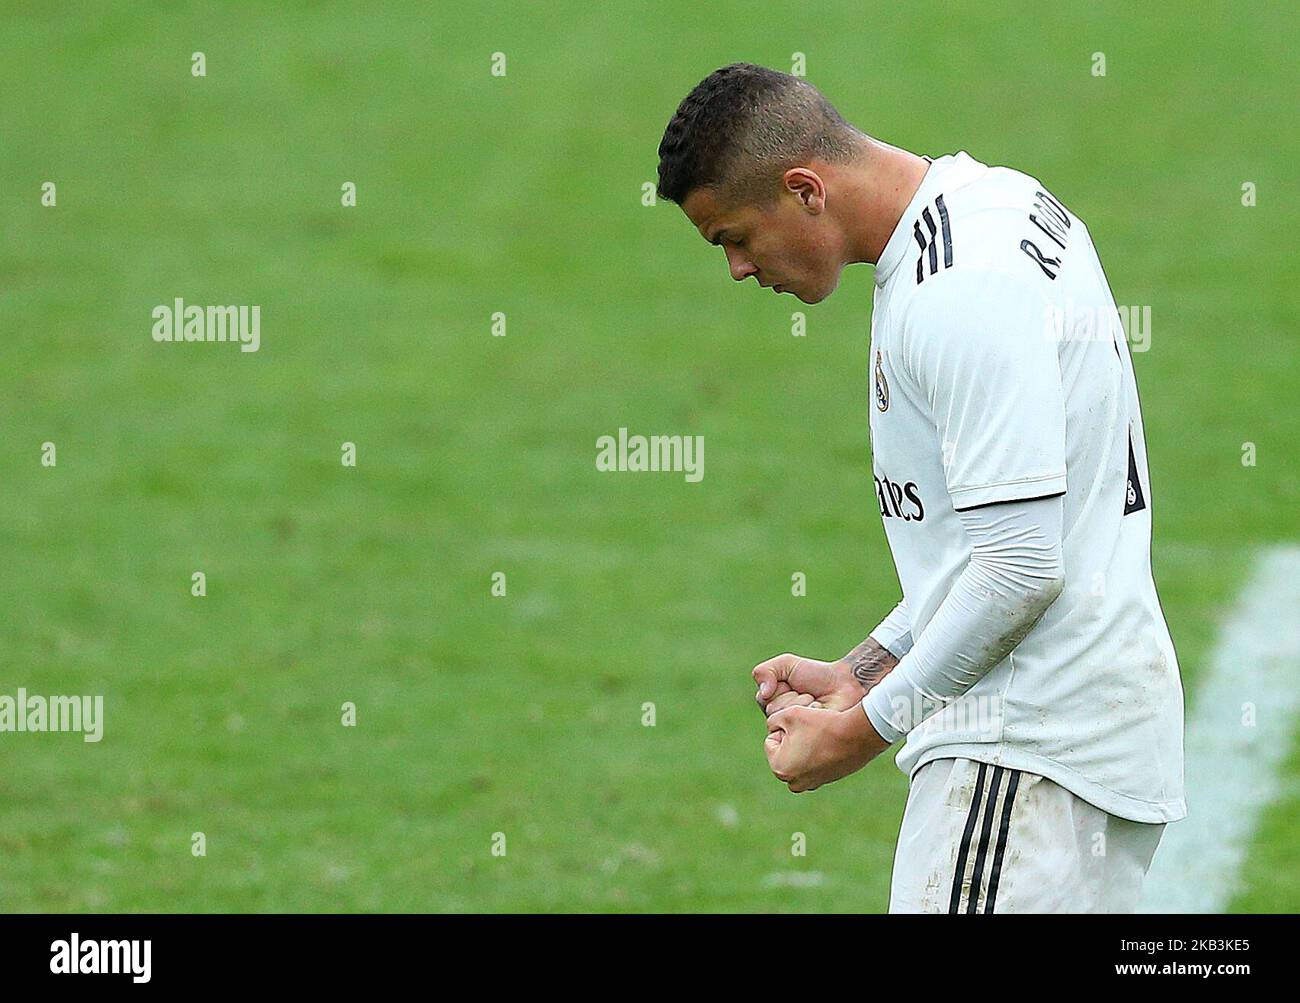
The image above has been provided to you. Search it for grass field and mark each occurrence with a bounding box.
[1,1,1296,912]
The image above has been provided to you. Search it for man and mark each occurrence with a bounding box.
[656,64,1185,913]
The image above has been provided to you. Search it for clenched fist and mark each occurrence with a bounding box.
[764,703,890,793]
[751,653,864,715]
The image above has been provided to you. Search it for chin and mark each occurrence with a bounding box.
[800,271,842,304]
[793,282,833,305]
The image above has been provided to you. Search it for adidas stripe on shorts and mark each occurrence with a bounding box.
[889,757,1166,913]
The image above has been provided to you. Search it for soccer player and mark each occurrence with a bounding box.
[656,64,1185,913]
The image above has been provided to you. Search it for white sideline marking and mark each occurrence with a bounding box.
[1141,546,1300,912]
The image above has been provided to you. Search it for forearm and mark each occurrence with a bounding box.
[832,596,909,694]
[838,635,900,694]
[864,495,1066,743]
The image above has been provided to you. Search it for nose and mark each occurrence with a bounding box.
[725,247,758,283]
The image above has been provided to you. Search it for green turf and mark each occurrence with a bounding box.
[0,1,1295,912]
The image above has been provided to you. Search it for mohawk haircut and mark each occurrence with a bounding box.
[656,63,863,207]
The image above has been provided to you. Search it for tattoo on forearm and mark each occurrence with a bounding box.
[842,638,899,693]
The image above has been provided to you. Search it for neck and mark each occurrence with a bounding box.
[837,138,932,266]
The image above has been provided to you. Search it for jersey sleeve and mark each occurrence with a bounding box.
[863,494,1066,743]
[898,267,1067,511]
[868,598,913,659]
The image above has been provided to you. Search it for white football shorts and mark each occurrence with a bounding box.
[889,757,1165,913]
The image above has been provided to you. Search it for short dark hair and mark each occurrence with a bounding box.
[656,63,863,206]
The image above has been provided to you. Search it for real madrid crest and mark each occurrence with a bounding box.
[874,349,890,412]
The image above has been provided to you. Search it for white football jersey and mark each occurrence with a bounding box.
[867,152,1185,823]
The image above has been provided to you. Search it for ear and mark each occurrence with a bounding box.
[782,167,826,212]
